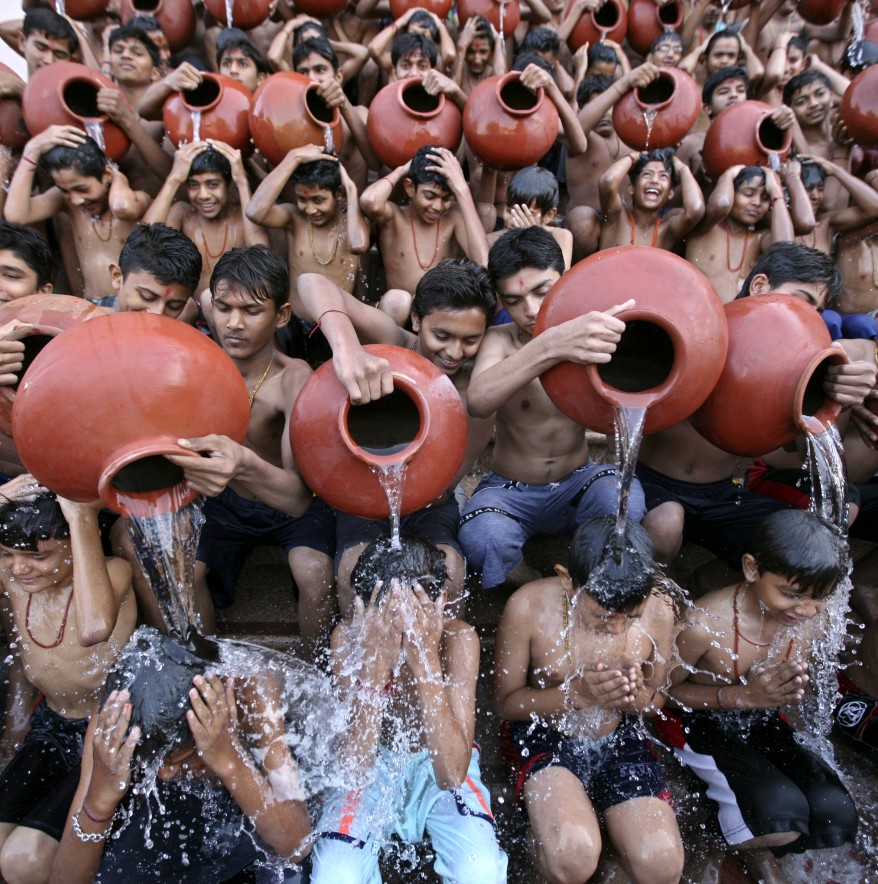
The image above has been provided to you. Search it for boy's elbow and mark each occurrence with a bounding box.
[78,621,114,647]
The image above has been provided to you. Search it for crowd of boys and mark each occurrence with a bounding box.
[1,1,878,881]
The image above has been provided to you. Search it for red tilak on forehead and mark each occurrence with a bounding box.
[163,286,172,299]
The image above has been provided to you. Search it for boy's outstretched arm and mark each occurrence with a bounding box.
[666,155,706,238]
[518,63,587,156]
[577,63,660,136]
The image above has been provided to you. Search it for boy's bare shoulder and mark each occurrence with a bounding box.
[503,576,563,624]
[277,353,313,385]
[481,322,520,351]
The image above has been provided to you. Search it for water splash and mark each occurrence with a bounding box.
[225,0,235,28]
[55,0,65,14]
[612,405,647,556]
[323,125,335,156]
[853,0,865,44]
[804,420,848,532]
[767,150,782,172]
[498,1,506,56]
[85,120,106,154]
[370,462,407,549]
[190,109,202,143]
[642,108,659,151]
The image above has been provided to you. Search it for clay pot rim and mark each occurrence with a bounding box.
[338,371,430,467]
[794,347,848,436]
[59,75,111,124]
[496,72,545,117]
[633,69,678,111]
[98,439,200,516]
[181,71,224,113]
[753,107,793,158]
[589,0,625,30]
[645,0,684,31]
[397,79,447,120]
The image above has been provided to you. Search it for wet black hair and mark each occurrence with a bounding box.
[787,35,811,58]
[293,37,340,73]
[408,144,449,190]
[507,165,559,214]
[737,241,841,308]
[702,65,749,106]
[800,160,827,191]
[511,51,555,80]
[217,35,271,76]
[521,27,561,57]
[0,221,56,289]
[587,41,618,70]
[705,27,742,60]
[41,136,107,180]
[211,244,289,310]
[0,492,69,551]
[293,20,327,44]
[487,227,564,290]
[22,8,79,55]
[568,517,656,614]
[108,24,161,68]
[629,148,678,188]
[650,31,683,54]
[290,158,342,192]
[391,32,438,68]
[351,535,449,604]
[783,68,831,108]
[188,144,232,183]
[127,13,163,35]
[467,15,495,52]
[748,510,848,600]
[119,223,202,293]
[408,10,440,43]
[576,72,614,108]
[412,258,495,320]
[733,164,765,191]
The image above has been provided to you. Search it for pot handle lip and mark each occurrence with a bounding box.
[794,345,850,436]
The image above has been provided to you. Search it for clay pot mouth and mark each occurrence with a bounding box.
[131,0,162,10]
[795,348,848,435]
[62,79,107,122]
[635,73,675,110]
[498,74,544,117]
[11,332,57,392]
[183,76,221,112]
[305,84,341,129]
[755,112,792,158]
[592,1,622,30]
[99,441,198,517]
[656,2,683,29]
[399,81,444,119]
[341,383,427,466]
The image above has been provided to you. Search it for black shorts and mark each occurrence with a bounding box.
[197,487,336,607]
[0,699,89,840]
[499,717,672,814]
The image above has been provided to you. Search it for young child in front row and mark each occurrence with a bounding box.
[494,516,685,884]
[0,476,135,883]
[660,510,858,876]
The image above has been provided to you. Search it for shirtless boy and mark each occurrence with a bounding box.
[6,129,150,298]
[166,246,335,656]
[0,478,135,883]
[0,222,56,303]
[452,14,504,96]
[662,510,858,876]
[309,536,507,883]
[599,148,705,252]
[145,140,268,294]
[247,147,368,295]
[495,516,684,884]
[459,227,645,589]
[10,9,78,78]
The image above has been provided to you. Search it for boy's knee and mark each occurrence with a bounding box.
[458,510,516,562]
[626,836,684,884]
[538,824,600,884]
[807,782,858,843]
[749,778,811,835]
[0,829,56,884]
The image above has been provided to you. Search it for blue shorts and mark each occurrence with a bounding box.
[458,463,645,588]
[197,487,335,607]
[500,717,671,814]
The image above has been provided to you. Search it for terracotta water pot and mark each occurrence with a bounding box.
[120,0,196,53]
[203,0,272,30]
[249,72,345,165]
[12,313,249,517]
[796,0,846,25]
[840,66,878,150]
[390,0,453,18]
[612,67,700,150]
[0,62,27,152]
[22,62,131,161]
[535,246,727,436]
[295,0,349,16]
[367,79,462,168]
[690,295,848,457]
[458,0,521,37]
[64,0,109,19]
[463,72,559,171]
[627,0,684,57]
[702,100,793,181]
[0,295,106,437]
[290,345,468,519]
[163,73,252,150]
[567,0,627,52]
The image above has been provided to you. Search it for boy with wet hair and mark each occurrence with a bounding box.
[662,510,858,874]
[125,13,171,68]
[0,221,56,302]
[0,476,135,884]
[495,516,685,884]
[247,146,369,296]
[360,144,488,325]
[310,535,508,883]
[144,140,268,295]
[599,147,705,251]
[5,130,151,298]
[452,14,503,96]
[390,31,439,80]
[216,35,271,92]
[459,227,645,589]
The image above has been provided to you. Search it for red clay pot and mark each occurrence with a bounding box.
[0,295,106,437]
[204,0,272,30]
[22,62,131,161]
[796,0,846,25]
[390,0,453,18]
[627,0,684,57]
[290,345,468,519]
[295,0,349,15]
[367,79,462,168]
[458,0,520,36]
[566,0,627,52]
[463,72,559,171]
[840,66,878,150]
[534,246,728,436]
[249,72,344,165]
[120,0,196,53]
[0,62,27,152]
[612,67,700,150]
[12,313,249,517]
[702,100,793,181]
[64,0,109,20]
[690,295,848,457]
[163,73,252,150]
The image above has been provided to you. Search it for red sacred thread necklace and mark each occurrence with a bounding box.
[26,587,74,649]
[629,213,660,247]
[410,211,441,270]
[722,223,750,274]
